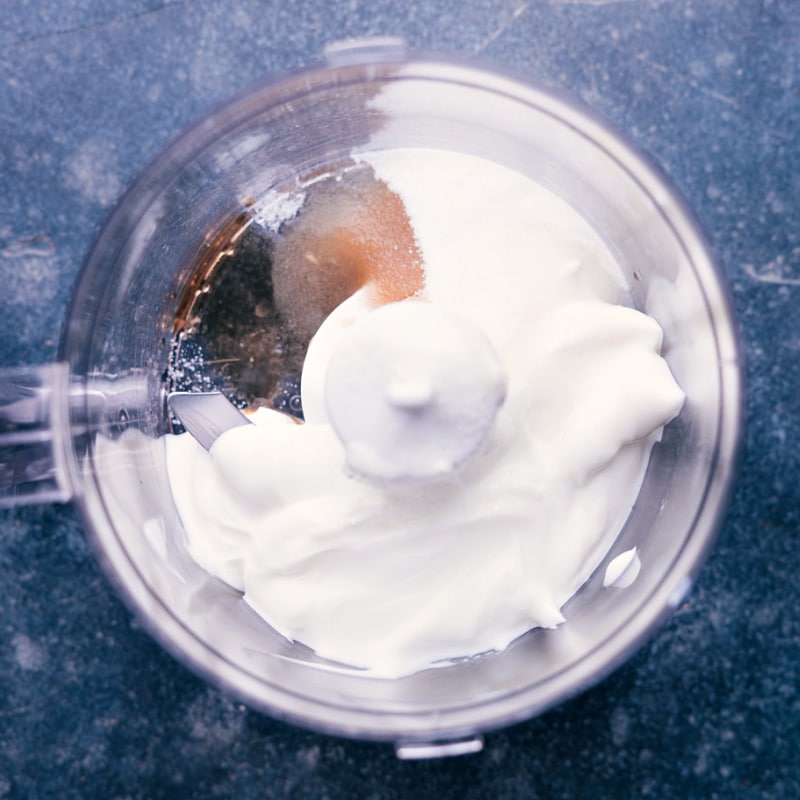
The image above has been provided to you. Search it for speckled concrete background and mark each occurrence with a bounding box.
[1,1,798,797]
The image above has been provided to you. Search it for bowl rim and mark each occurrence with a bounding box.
[61,45,745,744]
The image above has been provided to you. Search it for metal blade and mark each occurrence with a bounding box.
[167,391,252,450]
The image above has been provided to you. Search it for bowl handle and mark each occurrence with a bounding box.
[0,362,75,507]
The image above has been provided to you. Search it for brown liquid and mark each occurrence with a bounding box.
[169,161,423,417]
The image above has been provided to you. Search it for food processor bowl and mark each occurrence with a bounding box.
[0,41,742,756]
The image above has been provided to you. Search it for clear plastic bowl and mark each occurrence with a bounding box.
[1,42,742,756]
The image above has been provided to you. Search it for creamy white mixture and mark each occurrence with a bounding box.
[166,148,684,676]
[317,299,508,483]
[603,547,642,589]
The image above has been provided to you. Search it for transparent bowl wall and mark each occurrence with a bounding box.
[59,52,742,744]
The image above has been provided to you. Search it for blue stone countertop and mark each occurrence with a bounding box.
[1,1,798,797]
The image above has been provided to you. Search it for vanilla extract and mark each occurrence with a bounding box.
[167,160,420,421]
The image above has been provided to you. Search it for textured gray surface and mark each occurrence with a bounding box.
[1,1,799,797]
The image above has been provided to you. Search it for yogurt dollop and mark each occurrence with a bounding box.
[166,148,685,676]
[322,300,507,484]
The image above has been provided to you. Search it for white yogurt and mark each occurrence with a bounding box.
[165,148,685,676]
[322,299,507,483]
